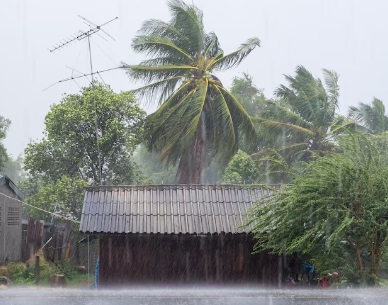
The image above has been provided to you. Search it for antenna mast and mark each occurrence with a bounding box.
[49,16,118,185]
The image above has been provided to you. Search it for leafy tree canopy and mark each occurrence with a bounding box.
[24,82,146,185]
[250,132,388,284]
[21,176,87,223]
[221,150,259,184]
[23,83,146,221]
[230,73,267,118]
[1,155,26,185]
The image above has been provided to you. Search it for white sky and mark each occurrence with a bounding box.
[1,0,388,157]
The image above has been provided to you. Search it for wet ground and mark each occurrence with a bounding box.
[1,286,387,305]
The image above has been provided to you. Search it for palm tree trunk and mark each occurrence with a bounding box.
[175,134,205,184]
[175,113,206,184]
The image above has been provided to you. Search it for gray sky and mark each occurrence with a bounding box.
[1,0,388,157]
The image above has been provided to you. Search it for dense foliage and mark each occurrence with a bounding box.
[349,98,388,134]
[123,0,259,183]
[25,83,145,184]
[23,83,146,221]
[250,132,388,284]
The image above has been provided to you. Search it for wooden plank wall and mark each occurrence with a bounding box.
[99,233,281,286]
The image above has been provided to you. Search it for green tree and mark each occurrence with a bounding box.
[123,0,259,183]
[1,155,26,185]
[221,150,258,184]
[252,66,351,183]
[250,132,388,285]
[230,73,267,117]
[23,83,146,221]
[21,176,87,222]
[133,144,177,184]
[25,82,145,185]
[0,114,11,170]
[349,98,388,134]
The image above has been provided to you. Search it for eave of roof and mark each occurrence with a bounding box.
[80,184,275,235]
[0,175,25,200]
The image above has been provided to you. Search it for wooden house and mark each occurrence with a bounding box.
[79,184,281,286]
[0,175,24,263]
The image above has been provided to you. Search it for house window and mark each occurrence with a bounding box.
[7,207,20,226]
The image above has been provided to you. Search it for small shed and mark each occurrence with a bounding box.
[80,184,281,286]
[0,175,24,263]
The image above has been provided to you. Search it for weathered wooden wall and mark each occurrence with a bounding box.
[0,185,22,263]
[99,233,281,286]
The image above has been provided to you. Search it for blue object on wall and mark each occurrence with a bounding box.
[94,258,99,289]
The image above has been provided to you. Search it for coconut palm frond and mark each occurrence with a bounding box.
[132,35,192,61]
[322,69,340,109]
[123,64,195,83]
[168,0,205,53]
[253,118,314,136]
[204,32,222,59]
[348,98,387,134]
[139,19,188,42]
[158,81,209,162]
[211,38,261,71]
[207,86,237,158]
[217,86,256,143]
[129,76,184,105]
[260,100,311,128]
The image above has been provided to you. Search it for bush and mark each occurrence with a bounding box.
[7,262,35,285]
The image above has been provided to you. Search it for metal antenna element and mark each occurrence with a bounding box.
[48,16,118,52]
[47,16,119,186]
[43,66,122,91]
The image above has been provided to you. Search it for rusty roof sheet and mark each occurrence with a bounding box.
[79,185,273,234]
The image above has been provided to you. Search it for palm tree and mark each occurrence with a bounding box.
[123,0,259,183]
[348,98,388,134]
[252,66,350,182]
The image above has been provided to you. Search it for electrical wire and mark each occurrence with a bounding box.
[0,191,80,224]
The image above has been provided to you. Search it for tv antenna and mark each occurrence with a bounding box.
[48,16,119,186]
[48,16,118,53]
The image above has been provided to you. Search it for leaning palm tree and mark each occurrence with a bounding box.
[123,0,259,183]
[348,98,388,134]
[252,66,352,182]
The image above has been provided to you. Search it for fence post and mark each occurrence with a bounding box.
[35,255,40,285]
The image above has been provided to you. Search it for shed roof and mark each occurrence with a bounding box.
[80,184,273,235]
[0,175,24,200]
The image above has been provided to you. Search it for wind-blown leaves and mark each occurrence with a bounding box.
[211,38,261,71]
[252,66,352,183]
[349,98,388,134]
[249,133,388,283]
[123,0,260,183]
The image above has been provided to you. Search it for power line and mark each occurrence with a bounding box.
[0,192,80,224]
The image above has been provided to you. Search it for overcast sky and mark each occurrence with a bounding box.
[1,0,388,157]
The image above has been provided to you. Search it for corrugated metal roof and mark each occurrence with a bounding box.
[79,185,272,234]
